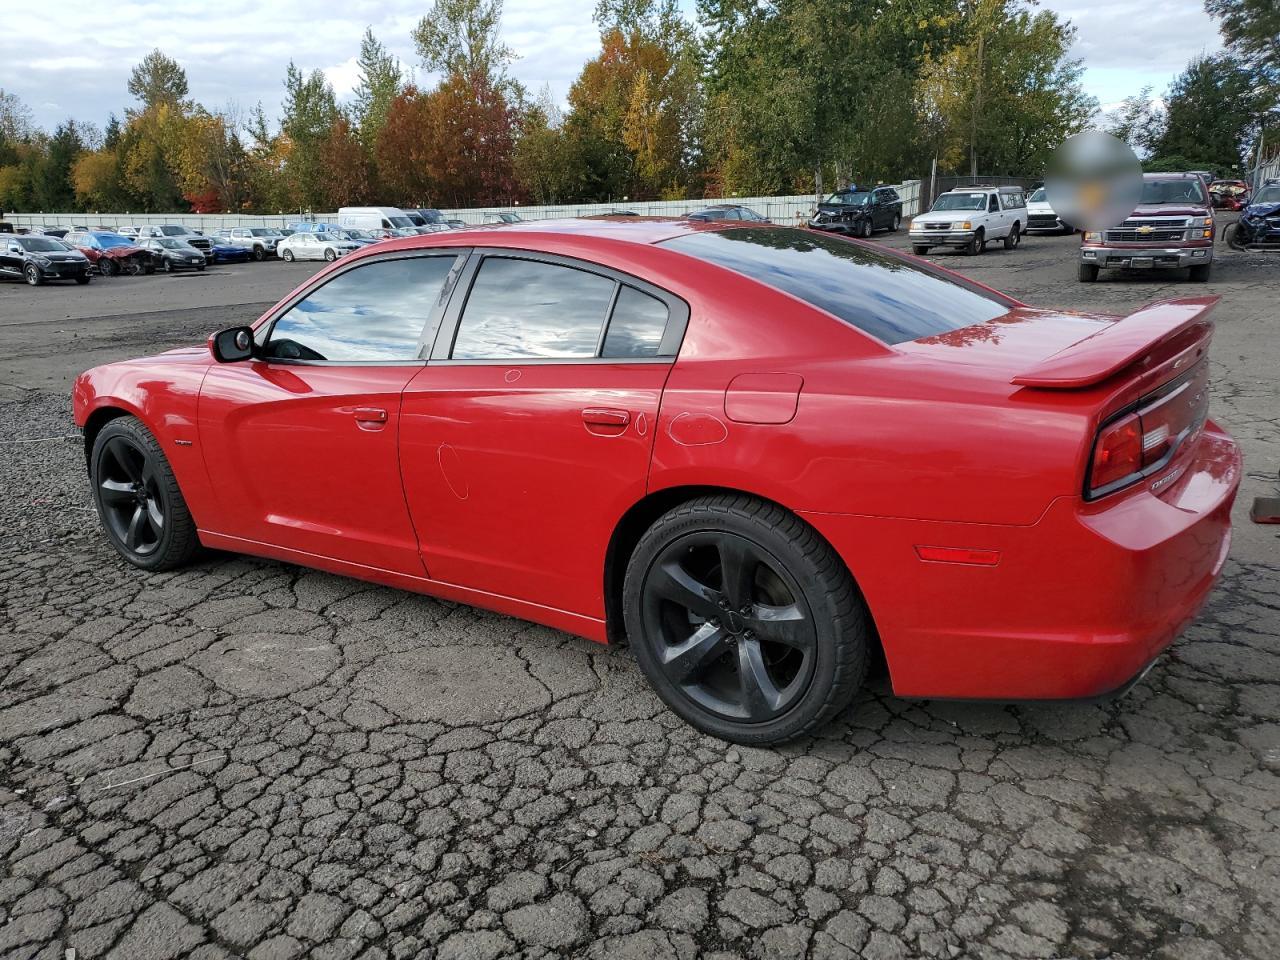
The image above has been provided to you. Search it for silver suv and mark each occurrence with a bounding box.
[217,227,284,261]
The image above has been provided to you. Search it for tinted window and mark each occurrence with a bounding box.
[266,255,457,362]
[662,228,1011,345]
[452,257,615,360]
[603,286,668,358]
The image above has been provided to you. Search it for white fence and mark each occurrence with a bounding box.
[3,181,922,232]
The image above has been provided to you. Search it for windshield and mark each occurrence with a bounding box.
[93,233,133,249]
[250,228,277,237]
[159,226,186,236]
[406,214,426,226]
[156,239,185,249]
[662,228,1011,345]
[418,210,445,223]
[1028,187,1046,202]
[314,233,339,242]
[1251,186,1280,205]
[14,236,68,252]
[1140,179,1207,205]
[827,192,870,207]
[932,193,987,212]
[388,216,414,228]
[345,229,372,239]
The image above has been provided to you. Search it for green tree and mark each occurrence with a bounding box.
[1205,0,1280,75]
[514,87,570,203]
[352,28,404,149]
[1106,87,1163,156]
[32,121,83,210]
[412,0,516,92]
[127,49,190,110]
[280,62,341,210]
[1153,54,1273,170]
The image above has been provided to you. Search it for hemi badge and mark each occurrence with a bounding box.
[174,439,194,447]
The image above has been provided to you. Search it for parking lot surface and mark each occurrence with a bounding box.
[1,232,1277,960]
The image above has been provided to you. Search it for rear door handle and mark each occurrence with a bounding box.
[353,407,388,423]
[582,408,630,427]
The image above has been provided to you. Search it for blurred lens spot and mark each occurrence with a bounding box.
[1046,132,1143,232]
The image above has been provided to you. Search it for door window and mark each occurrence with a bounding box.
[602,286,669,358]
[987,195,999,213]
[265,255,458,362]
[451,257,616,360]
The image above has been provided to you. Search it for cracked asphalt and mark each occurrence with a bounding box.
[1,232,1278,960]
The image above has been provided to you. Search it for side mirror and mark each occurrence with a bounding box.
[210,326,255,363]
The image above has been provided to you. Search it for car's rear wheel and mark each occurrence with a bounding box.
[1079,262,1099,282]
[623,494,871,745]
[912,245,930,256]
[282,249,295,262]
[90,416,199,571]
[24,263,42,286]
[162,259,173,273]
[1003,223,1020,250]
[1188,263,1211,282]
[891,213,901,232]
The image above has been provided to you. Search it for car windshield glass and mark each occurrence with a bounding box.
[249,228,276,237]
[93,234,132,248]
[1251,186,1280,204]
[159,226,185,236]
[662,227,1011,346]
[419,210,445,223]
[932,193,987,211]
[1029,187,1046,202]
[346,229,372,239]
[828,192,870,206]
[16,236,66,252]
[156,239,184,249]
[388,216,414,228]
[314,233,339,241]
[1140,179,1207,204]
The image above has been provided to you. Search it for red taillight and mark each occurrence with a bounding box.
[1089,413,1143,493]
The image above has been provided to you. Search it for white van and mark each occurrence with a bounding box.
[337,207,419,236]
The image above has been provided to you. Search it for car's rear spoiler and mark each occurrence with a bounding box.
[1011,297,1218,389]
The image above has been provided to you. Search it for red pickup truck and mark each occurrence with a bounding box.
[1079,172,1215,282]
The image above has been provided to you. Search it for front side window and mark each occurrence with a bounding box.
[452,257,616,360]
[265,255,458,362]
[662,228,1012,346]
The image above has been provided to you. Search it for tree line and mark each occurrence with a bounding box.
[0,0,1275,216]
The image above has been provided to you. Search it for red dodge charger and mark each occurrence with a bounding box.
[73,219,1242,744]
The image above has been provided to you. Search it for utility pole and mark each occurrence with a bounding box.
[971,27,984,180]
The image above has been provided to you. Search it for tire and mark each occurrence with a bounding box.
[196,263,205,272]
[1188,263,1211,282]
[162,259,173,273]
[99,257,118,277]
[75,275,91,285]
[253,245,266,262]
[90,416,199,571]
[966,229,985,255]
[912,245,930,256]
[859,219,872,239]
[891,213,901,232]
[282,249,295,263]
[622,494,871,745]
[324,248,337,262]
[1224,223,1246,251]
[1079,262,1099,282]
[1003,223,1020,250]
[24,263,42,286]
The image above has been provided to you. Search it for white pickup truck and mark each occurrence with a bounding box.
[909,186,1027,256]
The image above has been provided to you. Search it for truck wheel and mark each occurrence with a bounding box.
[253,245,266,262]
[965,229,985,255]
[1078,262,1099,282]
[911,245,930,256]
[1188,263,1211,282]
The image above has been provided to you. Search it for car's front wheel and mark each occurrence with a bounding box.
[1079,262,1099,282]
[99,257,118,277]
[623,495,871,745]
[859,219,872,239]
[90,416,199,571]
[912,244,930,256]
[1188,263,1211,282]
[75,275,91,285]
[253,246,266,262]
[24,263,42,286]
[324,248,337,262]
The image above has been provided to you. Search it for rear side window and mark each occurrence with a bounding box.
[662,228,1012,345]
[603,286,669,358]
[452,257,615,359]
[265,255,458,362]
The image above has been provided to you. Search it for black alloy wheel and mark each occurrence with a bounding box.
[625,495,871,744]
[91,417,199,570]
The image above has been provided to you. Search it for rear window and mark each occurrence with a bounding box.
[661,228,1011,345]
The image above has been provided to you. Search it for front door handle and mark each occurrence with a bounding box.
[582,407,630,428]
[353,407,388,424]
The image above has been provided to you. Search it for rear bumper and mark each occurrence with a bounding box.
[803,421,1241,700]
[1082,243,1213,269]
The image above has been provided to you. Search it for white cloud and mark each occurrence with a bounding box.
[1,0,1221,133]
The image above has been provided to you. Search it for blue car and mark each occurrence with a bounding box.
[208,239,252,264]
[1232,180,1280,249]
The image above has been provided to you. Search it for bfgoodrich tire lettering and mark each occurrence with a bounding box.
[623,494,871,744]
[90,416,199,571]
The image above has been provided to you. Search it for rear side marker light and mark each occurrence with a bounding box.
[915,546,1001,566]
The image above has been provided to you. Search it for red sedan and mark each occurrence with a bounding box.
[73,219,1242,744]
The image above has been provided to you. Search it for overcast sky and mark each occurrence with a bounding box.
[4,0,1223,135]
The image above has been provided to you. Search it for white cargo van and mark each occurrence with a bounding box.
[337,207,419,236]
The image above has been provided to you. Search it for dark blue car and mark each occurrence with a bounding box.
[208,239,253,264]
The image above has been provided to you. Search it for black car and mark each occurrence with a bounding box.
[809,185,902,237]
[406,208,452,231]
[137,237,208,272]
[0,233,92,285]
[687,204,770,223]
